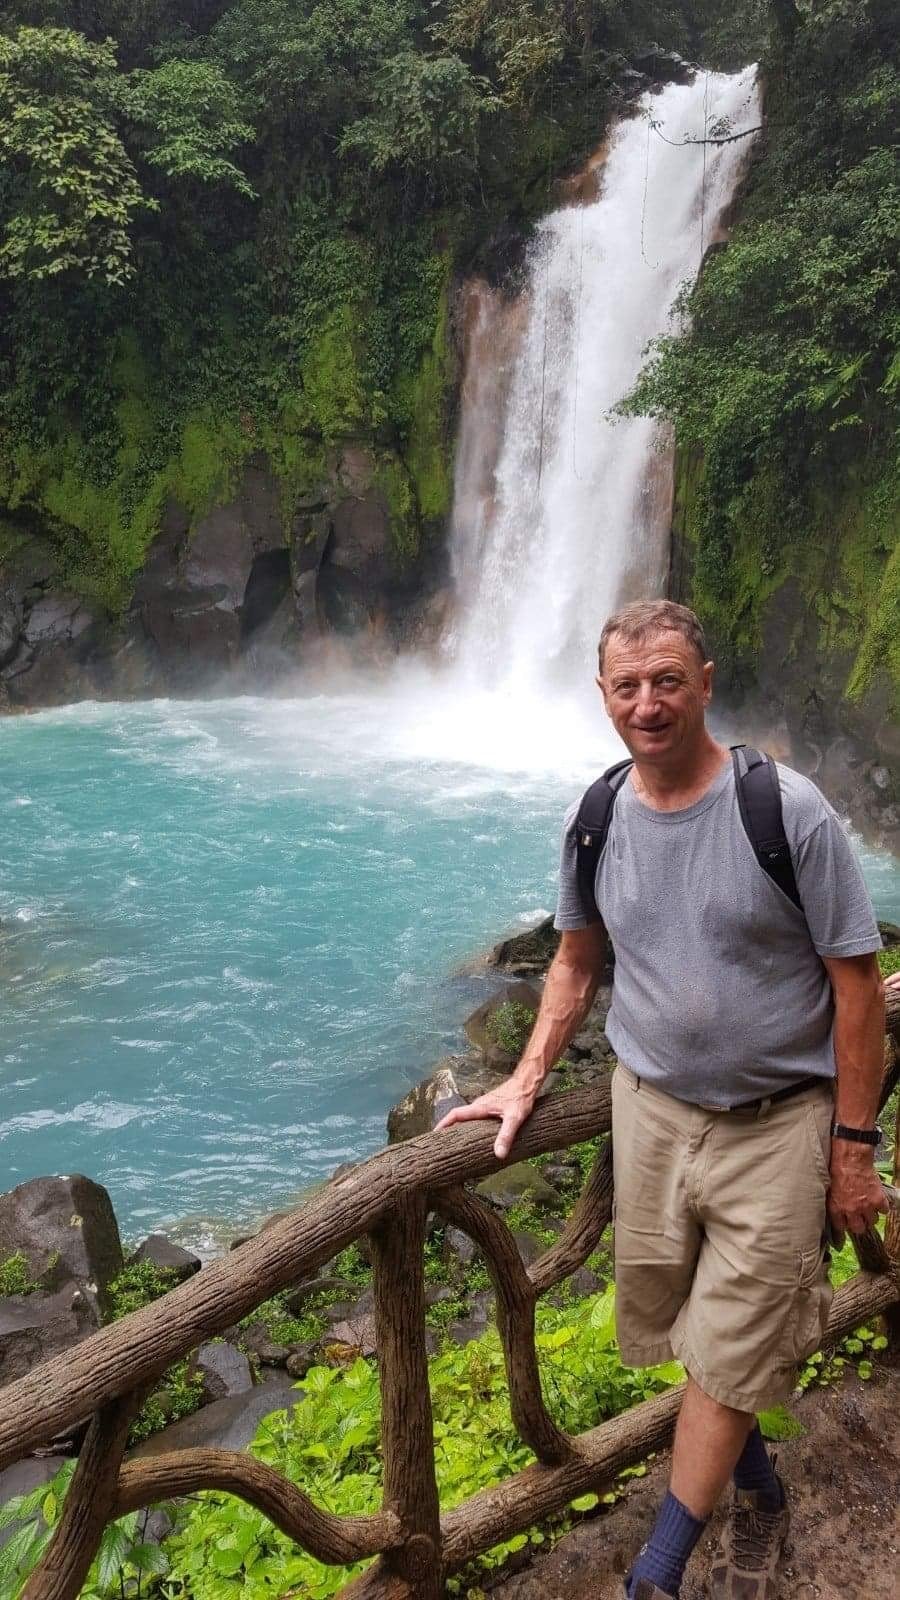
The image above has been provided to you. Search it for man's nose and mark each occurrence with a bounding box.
[635,682,661,716]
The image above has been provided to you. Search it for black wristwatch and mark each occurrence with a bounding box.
[831,1121,881,1147]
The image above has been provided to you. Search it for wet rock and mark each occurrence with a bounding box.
[542,1160,581,1189]
[283,1276,356,1315]
[426,1284,456,1308]
[510,1231,543,1269]
[129,1376,299,1459]
[23,593,95,649]
[326,1314,378,1358]
[447,1289,495,1348]
[443,1226,477,1271]
[240,588,302,678]
[0,1286,99,1387]
[0,1175,123,1317]
[317,564,373,635]
[183,513,254,614]
[285,1343,320,1379]
[256,1340,290,1367]
[328,492,392,591]
[463,982,543,1061]
[189,1341,254,1403]
[631,45,694,82]
[129,1235,201,1283]
[474,1162,563,1214]
[387,1055,506,1142]
[0,583,23,669]
[565,1266,602,1300]
[490,917,560,975]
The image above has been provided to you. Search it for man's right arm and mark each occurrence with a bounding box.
[436,924,608,1159]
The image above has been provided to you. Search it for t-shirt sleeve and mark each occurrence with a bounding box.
[553,799,590,931]
[793,809,883,958]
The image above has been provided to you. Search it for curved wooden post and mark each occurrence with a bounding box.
[885,1080,900,1352]
[365,1194,442,1599]
[21,1393,141,1600]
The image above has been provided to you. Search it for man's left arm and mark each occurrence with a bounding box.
[822,953,888,1239]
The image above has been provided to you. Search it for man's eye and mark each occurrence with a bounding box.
[659,676,679,688]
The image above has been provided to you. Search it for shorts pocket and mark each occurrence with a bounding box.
[803,1099,832,1188]
[787,1242,833,1366]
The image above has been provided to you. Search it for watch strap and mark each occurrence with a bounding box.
[830,1121,881,1147]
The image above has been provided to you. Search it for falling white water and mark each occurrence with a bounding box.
[448,68,761,706]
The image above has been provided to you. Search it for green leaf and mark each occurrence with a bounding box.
[210,1544,246,1576]
[758,1405,805,1441]
[571,1493,598,1512]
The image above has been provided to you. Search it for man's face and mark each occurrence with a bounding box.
[598,629,713,763]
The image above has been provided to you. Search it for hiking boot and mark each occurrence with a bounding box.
[709,1484,790,1598]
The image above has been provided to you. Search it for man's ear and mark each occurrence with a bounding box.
[702,659,714,704]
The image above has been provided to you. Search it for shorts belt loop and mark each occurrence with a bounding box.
[757,1095,772,1118]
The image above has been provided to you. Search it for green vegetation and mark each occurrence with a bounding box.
[106,1259,179,1320]
[105,1259,205,1447]
[624,0,899,711]
[0,0,773,602]
[484,1000,537,1056]
[0,1251,36,1296]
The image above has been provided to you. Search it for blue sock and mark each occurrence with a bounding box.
[733,1423,784,1510]
[626,1491,706,1598]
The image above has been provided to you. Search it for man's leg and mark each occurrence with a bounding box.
[626,1380,753,1598]
[670,1379,755,1517]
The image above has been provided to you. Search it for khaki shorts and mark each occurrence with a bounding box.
[611,1063,834,1413]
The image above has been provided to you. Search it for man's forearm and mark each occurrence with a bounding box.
[831,969,885,1130]
[514,932,606,1095]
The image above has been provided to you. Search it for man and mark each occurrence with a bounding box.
[438,599,887,1599]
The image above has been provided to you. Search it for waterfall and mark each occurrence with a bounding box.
[448,68,761,701]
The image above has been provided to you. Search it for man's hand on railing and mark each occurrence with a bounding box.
[436,1074,538,1161]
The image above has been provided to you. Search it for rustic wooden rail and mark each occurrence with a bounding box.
[4,991,899,1600]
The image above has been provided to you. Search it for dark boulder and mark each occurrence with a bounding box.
[387,1056,509,1143]
[128,1375,299,1459]
[188,1341,254,1403]
[463,981,543,1063]
[0,1175,123,1317]
[0,583,23,670]
[443,1226,478,1272]
[129,1235,201,1283]
[325,1314,378,1359]
[285,1343,320,1379]
[0,1285,99,1387]
[490,917,560,975]
[474,1162,563,1214]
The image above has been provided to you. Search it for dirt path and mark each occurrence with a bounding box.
[492,1369,899,1599]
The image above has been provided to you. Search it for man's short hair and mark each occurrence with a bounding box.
[598,599,708,672]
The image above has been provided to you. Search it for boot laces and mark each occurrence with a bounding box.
[731,1503,782,1571]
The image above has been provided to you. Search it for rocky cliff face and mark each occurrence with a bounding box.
[0,445,450,711]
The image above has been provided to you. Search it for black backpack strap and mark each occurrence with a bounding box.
[574,759,633,922]
[731,745,803,912]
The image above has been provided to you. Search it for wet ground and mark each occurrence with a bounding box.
[493,1368,899,1599]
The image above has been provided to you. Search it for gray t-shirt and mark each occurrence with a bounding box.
[554,757,881,1106]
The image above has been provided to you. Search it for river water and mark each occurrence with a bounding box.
[2,685,898,1247]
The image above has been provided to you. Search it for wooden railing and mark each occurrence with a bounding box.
[3,992,899,1600]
